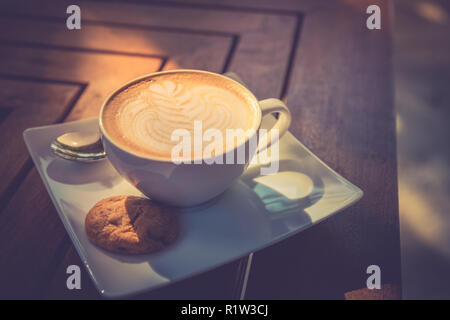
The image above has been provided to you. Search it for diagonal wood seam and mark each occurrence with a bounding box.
[0,74,87,214]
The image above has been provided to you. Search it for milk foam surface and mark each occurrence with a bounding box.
[102,72,258,159]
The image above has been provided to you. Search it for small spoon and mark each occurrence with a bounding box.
[51,131,106,162]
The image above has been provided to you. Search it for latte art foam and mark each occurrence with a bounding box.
[102,71,259,159]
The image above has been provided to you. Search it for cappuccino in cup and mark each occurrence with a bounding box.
[102,71,260,160]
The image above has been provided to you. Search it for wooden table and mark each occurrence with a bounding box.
[0,0,401,299]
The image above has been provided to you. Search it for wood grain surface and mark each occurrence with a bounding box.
[0,0,400,299]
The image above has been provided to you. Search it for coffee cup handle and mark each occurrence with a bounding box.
[257,98,292,151]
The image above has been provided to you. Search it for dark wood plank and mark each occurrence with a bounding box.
[91,0,333,14]
[0,77,81,212]
[244,0,401,299]
[0,168,72,298]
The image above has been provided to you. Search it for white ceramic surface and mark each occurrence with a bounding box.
[23,116,362,298]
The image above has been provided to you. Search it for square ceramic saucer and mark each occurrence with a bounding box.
[23,115,362,298]
[23,74,362,298]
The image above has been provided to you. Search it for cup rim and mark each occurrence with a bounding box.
[98,69,262,163]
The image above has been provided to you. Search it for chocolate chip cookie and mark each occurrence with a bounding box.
[85,195,178,254]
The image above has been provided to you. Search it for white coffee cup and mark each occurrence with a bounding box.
[99,70,291,206]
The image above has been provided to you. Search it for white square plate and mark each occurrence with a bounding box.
[23,115,362,298]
